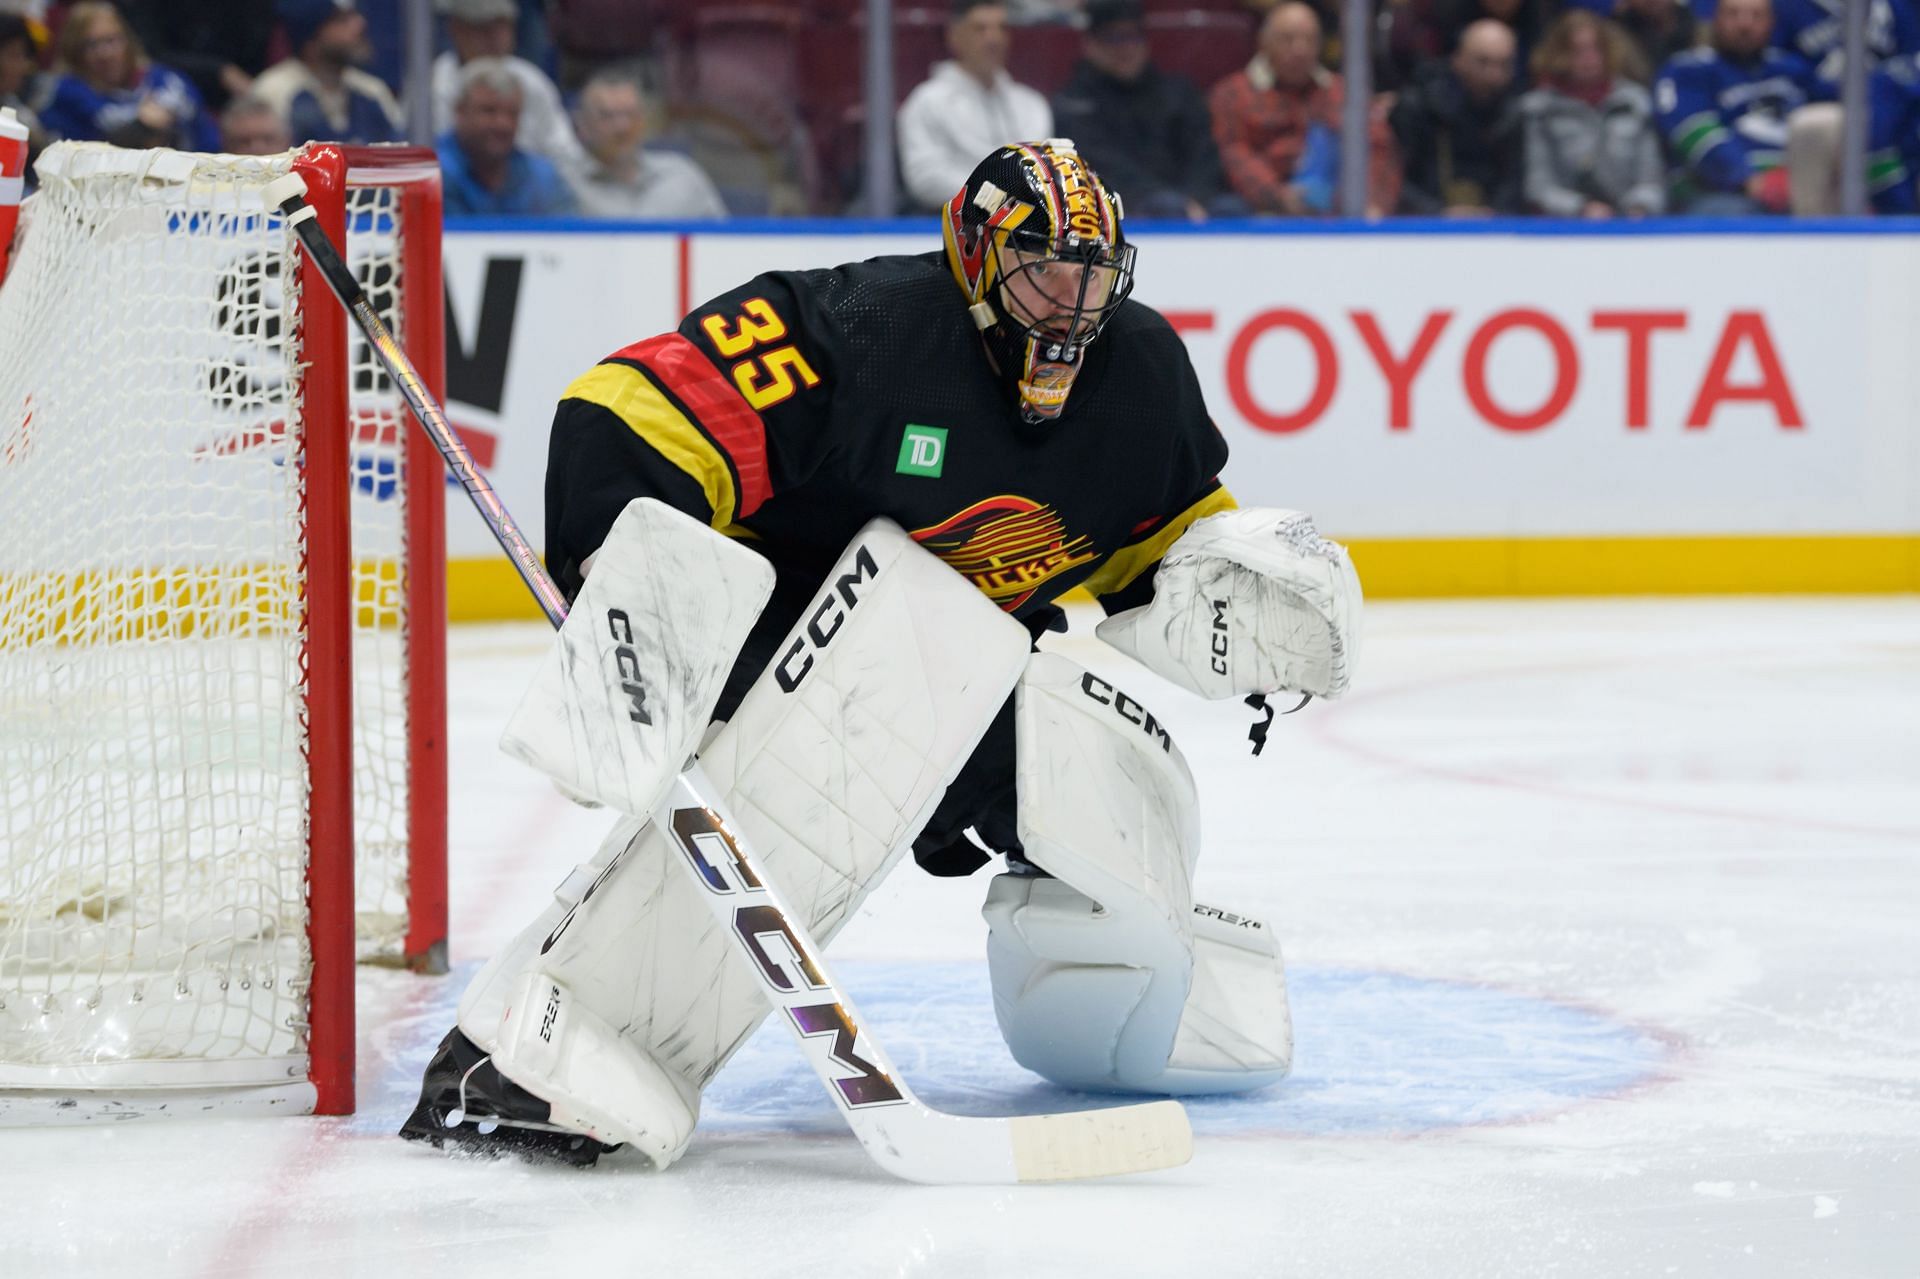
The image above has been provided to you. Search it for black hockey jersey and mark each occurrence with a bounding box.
[544,250,1234,637]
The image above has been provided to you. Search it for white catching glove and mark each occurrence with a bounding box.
[1095,508,1361,700]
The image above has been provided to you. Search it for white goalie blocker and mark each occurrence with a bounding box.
[1096,508,1362,700]
[984,653,1293,1095]
[463,504,1030,1167]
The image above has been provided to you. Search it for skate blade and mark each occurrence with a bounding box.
[398,1102,621,1169]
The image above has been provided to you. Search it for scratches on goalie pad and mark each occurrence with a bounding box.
[455,520,1029,1166]
[499,497,774,815]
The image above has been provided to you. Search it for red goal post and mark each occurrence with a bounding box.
[299,144,450,1115]
[0,142,448,1118]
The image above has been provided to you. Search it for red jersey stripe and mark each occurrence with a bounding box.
[608,333,773,518]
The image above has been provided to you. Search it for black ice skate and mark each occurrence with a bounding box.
[398,1027,622,1168]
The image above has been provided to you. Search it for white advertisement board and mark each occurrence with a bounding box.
[438,226,1920,593]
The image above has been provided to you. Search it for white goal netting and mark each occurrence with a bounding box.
[0,145,421,1093]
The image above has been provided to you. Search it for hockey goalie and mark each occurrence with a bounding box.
[400,140,1363,1168]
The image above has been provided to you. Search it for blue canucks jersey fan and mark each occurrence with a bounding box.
[1655,0,1829,213]
[1751,0,1920,212]
[1866,51,1920,210]
[1769,0,1920,82]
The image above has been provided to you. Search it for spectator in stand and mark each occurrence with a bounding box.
[1389,18,1524,215]
[1867,49,1920,210]
[1770,0,1920,82]
[1006,0,1085,20]
[431,0,579,165]
[1383,0,1547,88]
[36,2,219,151]
[1210,1,1400,217]
[1655,0,1826,214]
[1447,0,1548,72]
[1560,0,1696,81]
[897,0,1052,212]
[559,69,725,219]
[254,0,404,147]
[121,1,277,114]
[219,92,292,155]
[1520,10,1667,216]
[1050,0,1241,219]
[0,14,45,160]
[438,58,577,216]
[546,0,670,93]
[1762,0,1920,212]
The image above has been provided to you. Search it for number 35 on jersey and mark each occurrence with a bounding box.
[701,298,822,412]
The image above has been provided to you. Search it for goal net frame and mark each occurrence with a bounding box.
[0,142,448,1118]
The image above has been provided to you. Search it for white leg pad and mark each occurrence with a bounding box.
[458,520,1031,1165]
[984,653,1291,1095]
[1163,906,1292,1094]
[490,969,699,1168]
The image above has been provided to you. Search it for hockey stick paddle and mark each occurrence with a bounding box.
[265,173,1192,1184]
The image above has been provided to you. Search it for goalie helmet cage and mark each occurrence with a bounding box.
[0,142,448,1118]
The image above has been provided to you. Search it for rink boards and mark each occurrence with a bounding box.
[427,220,1920,613]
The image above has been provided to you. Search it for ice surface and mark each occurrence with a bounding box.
[3,599,1915,1277]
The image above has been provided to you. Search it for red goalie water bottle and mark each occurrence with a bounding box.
[0,106,26,288]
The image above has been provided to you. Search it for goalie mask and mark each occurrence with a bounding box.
[942,141,1135,424]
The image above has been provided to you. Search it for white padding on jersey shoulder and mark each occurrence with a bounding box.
[983,652,1289,1094]
[499,497,774,815]
[1095,508,1361,700]
[460,520,1029,1165]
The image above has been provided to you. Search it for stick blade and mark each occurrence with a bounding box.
[1008,1100,1193,1183]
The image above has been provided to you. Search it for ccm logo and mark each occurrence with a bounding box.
[1209,598,1229,676]
[775,544,879,693]
[668,805,905,1109]
[607,608,653,726]
[1079,673,1172,753]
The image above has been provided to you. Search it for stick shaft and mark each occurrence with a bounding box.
[282,199,568,627]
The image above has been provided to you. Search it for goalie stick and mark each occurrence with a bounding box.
[265,171,1193,1184]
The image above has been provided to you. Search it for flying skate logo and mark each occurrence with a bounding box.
[606,608,653,726]
[911,496,1096,611]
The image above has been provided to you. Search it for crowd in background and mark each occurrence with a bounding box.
[3,0,1920,219]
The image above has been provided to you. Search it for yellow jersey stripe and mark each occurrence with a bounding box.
[1076,486,1238,601]
[562,362,739,529]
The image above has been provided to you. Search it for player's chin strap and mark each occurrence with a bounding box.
[1243,691,1312,757]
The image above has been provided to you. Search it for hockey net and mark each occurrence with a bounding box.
[0,143,446,1116]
